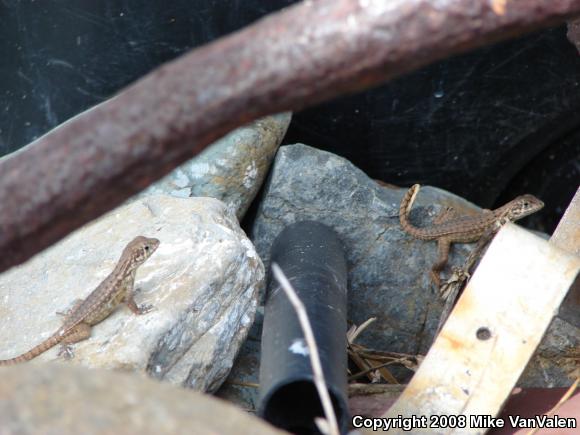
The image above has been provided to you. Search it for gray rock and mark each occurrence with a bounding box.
[247,144,572,388]
[138,113,291,219]
[0,364,284,435]
[216,308,263,412]
[251,143,476,358]
[0,195,263,392]
[520,316,580,387]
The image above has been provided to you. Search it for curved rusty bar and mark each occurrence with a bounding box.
[1,0,580,272]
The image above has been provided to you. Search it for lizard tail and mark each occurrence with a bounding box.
[0,332,62,366]
[399,184,431,240]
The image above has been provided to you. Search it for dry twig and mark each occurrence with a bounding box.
[347,317,376,344]
[347,319,423,384]
[225,380,260,389]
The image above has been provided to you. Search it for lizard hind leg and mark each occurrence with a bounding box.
[56,299,83,317]
[58,322,92,360]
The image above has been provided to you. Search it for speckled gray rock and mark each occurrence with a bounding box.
[138,113,291,219]
[251,144,477,358]
[246,144,570,389]
[0,195,263,392]
[217,308,263,411]
[0,364,284,435]
[520,315,580,387]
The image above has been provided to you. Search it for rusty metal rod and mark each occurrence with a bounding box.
[1,0,579,272]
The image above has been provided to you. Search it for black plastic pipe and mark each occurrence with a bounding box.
[258,221,349,434]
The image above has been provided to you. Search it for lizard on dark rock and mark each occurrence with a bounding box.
[399,184,544,287]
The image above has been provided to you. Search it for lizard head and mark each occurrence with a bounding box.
[125,236,160,264]
[504,194,544,221]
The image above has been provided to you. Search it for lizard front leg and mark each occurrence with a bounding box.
[125,289,154,315]
[58,322,92,360]
[430,238,451,288]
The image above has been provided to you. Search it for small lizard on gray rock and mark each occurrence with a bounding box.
[0,236,160,365]
[399,184,544,287]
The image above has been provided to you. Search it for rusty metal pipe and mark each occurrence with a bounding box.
[1,0,580,272]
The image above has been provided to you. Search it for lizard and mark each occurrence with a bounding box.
[0,235,160,365]
[399,184,544,287]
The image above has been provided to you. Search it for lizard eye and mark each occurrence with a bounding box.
[144,246,150,251]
